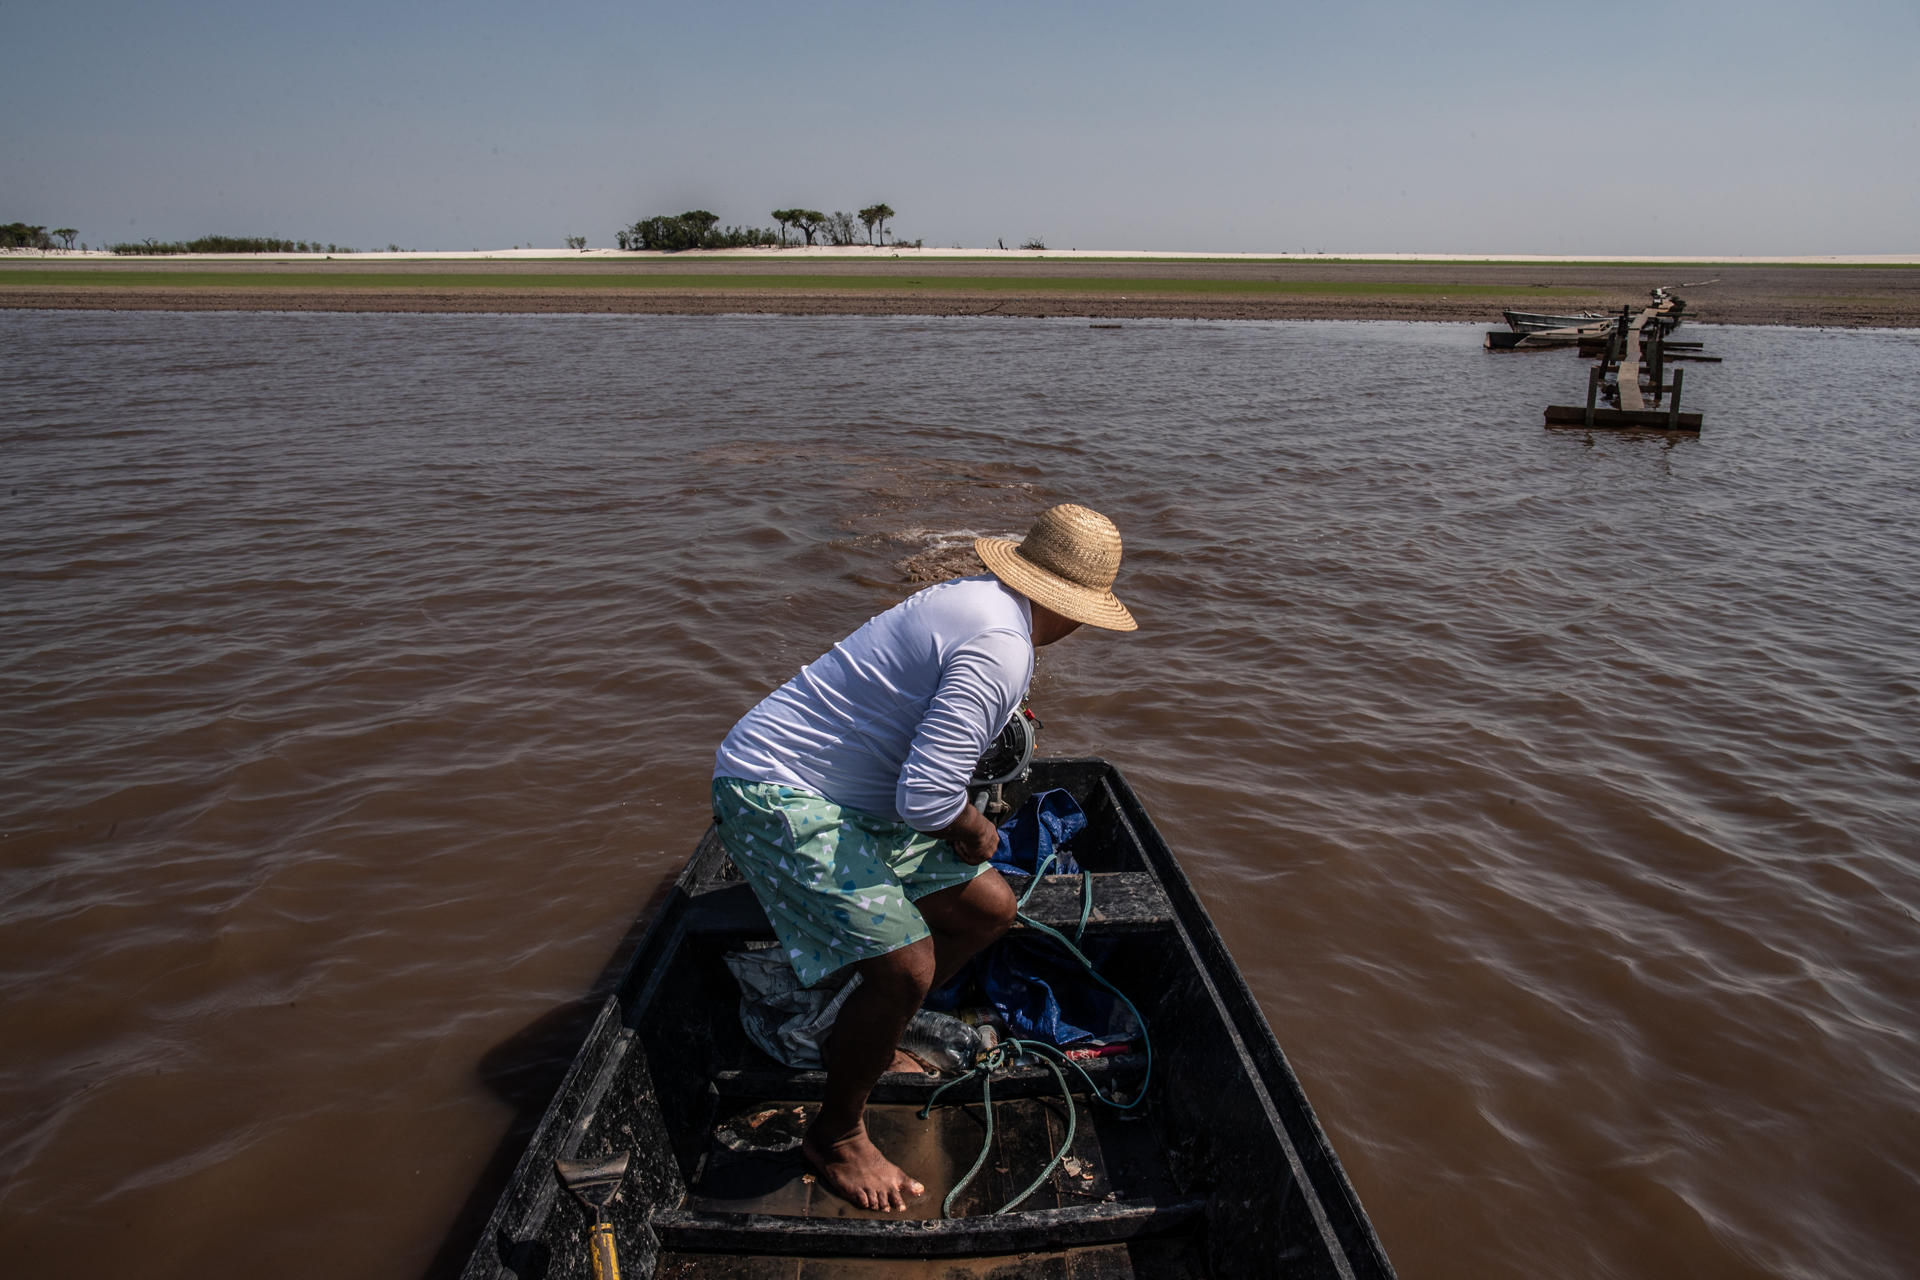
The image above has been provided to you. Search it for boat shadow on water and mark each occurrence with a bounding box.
[424,884,682,1280]
[447,760,1396,1280]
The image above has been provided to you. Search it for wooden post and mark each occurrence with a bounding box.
[1586,365,1601,426]
[1667,368,1684,430]
[1650,330,1664,404]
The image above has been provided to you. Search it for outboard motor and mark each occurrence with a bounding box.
[970,703,1037,819]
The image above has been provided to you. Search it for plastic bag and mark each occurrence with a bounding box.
[723,946,861,1069]
[723,949,983,1073]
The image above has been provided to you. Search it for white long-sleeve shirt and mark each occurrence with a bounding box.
[713,575,1033,831]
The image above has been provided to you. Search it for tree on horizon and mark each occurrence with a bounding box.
[2,222,54,250]
[858,203,895,247]
[824,211,860,246]
[618,210,779,251]
[789,209,827,247]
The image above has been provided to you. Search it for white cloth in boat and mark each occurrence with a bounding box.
[713,575,1033,832]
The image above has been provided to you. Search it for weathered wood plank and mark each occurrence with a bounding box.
[1616,311,1652,411]
[1017,872,1174,931]
[653,1196,1208,1257]
[1544,405,1702,431]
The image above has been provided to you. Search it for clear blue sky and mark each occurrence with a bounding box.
[5,0,1915,254]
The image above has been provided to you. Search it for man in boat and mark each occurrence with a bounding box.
[711,503,1137,1212]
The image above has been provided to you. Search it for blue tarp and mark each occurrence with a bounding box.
[961,930,1125,1046]
[989,786,1084,879]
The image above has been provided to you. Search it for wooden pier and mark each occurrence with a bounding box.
[1544,293,1705,432]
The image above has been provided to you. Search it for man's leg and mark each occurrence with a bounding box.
[804,872,1015,1212]
[804,938,936,1211]
[915,868,1018,988]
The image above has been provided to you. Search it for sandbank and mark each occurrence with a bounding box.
[3,247,1916,327]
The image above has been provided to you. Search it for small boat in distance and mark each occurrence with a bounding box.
[1502,308,1616,334]
[1504,290,1686,337]
[458,758,1399,1279]
[1486,320,1617,350]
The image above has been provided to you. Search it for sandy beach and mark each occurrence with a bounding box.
[4,248,1916,326]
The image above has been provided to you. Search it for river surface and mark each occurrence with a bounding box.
[3,311,1916,1280]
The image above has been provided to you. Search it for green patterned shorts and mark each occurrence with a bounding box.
[711,776,989,988]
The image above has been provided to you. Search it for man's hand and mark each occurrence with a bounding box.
[933,801,1000,866]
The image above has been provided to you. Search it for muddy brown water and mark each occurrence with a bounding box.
[2,312,1916,1279]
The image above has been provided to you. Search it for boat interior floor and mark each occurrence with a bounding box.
[689,1093,1182,1221]
[641,911,1215,1277]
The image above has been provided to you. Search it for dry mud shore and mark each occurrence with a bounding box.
[3,258,1916,326]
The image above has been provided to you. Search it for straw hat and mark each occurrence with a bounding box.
[976,504,1137,632]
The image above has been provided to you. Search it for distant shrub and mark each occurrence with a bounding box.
[3,222,56,249]
[1020,238,1046,251]
[107,236,347,255]
[823,211,860,246]
[618,211,779,252]
[109,240,189,255]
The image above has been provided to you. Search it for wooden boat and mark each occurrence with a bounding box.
[458,759,1398,1279]
[1501,308,1615,334]
[1486,322,1616,350]
[1505,293,1686,339]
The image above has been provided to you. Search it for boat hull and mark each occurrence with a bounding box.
[456,759,1398,1279]
[1504,301,1685,336]
[1503,308,1614,333]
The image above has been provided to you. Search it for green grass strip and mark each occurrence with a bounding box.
[0,270,1594,298]
[581,255,1920,270]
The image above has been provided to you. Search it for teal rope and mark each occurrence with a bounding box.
[1011,854,1153,1111]
[1076,866,1093,945]
[1008,915,1153,1111]
[1011,852,1094,945]
[917,857,1154,1216]
[921,1053,1000,1218]
[918,1039,1079,1217]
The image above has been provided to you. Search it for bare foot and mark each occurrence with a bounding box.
[801,1121,925,1212]
[887,1048,933,1075]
